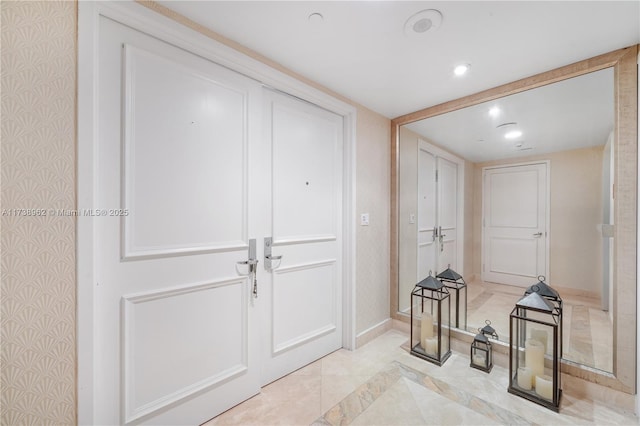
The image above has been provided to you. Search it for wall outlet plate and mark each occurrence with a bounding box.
[360,213,369,226]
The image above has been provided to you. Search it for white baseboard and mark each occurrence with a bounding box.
[355,318,393,348]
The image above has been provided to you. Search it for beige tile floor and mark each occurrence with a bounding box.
[465,280,613,372]
[204,330,636,426]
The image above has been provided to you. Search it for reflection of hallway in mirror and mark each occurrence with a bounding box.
[466,279,613,373]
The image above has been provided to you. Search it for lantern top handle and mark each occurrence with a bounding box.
[481,319,499,340]
[524,276,561,301]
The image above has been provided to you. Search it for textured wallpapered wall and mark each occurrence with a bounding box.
[1,1,77,424]
[355,110,391,333]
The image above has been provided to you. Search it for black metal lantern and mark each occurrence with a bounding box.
[524,275,563,358]
[410,271,451,366]
[436,265,467,331]
[508,292,562,412]
[470,330,492,373]
[470,320,499,373]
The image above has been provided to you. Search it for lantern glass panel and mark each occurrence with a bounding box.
[444,281,466,331]
[470,338,492,372]
[410,284,451,365]
[439,291,450,356]
[509,301,561,411]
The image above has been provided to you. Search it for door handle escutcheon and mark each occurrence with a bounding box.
[237,239,258,298]
[264,237,282,271]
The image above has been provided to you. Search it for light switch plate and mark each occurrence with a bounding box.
[360,213,369,226]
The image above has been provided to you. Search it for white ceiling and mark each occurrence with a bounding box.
[405,67,614,162]
[157,1,638,161]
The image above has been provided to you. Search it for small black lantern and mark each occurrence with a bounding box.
[410,271,451,366]
[470,320,499,373]
[436,265,467,331]
[470,331,492,373]
[508,292,562,412]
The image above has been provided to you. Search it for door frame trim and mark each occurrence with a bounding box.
[480,160,551,285]
[77,2,357,423]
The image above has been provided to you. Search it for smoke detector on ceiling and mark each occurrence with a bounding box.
[404,9,443,37]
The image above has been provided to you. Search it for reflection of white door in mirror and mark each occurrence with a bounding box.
[417,141,459,283]
[398,136,462,315]
[482,162,549,286]
[437,156,458,273]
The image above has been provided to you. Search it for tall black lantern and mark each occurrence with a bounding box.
[470,320,499,373]
[524,276,563,358]
[410,272,451,366]
[508,292,562,412]
[436,265,467,331]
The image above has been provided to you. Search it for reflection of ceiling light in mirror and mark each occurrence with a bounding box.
[453,64,470,76]
[505,130,523,139]
[489,107,500,117]
[308,12,324,23]
[404,9,442,37]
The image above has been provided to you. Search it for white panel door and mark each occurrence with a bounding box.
[261,89,343,385]
[95,17,263,425]
[417,143,437,281]
[437,157,458,273]
[417,142,459,281]
[483,163,548,286]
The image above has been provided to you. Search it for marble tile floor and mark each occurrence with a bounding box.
[465,280,613,372]
[204,330,636,426]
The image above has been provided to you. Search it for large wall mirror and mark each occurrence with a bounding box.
[391,46,637,393]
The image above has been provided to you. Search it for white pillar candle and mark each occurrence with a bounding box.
[531,329,548,353]
[424,337,438,356]
[535,375,554,400]
[420,313,434,349]
[525,339,545,385]
[472,352,486,367]
[517,367,533,390]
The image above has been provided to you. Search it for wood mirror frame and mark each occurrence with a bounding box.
[390,45,638,393]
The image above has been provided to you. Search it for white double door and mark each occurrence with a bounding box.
[94,17,343,425]
[417,140,458,281]
[482,163,548,286]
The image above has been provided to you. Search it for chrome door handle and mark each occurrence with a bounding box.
[264,237,282,271]
[533,232,543,238]
[236,239,258,298]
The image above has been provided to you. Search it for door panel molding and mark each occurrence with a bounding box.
[122,278,249,423]
[121,44,249,260]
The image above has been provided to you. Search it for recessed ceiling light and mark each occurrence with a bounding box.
[308,12,324,23]
[488,106,500,117]
[453,64,470,76]
[404,9,443,37]
[505,130,523,139]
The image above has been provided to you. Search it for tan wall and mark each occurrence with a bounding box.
[355,110,391,332]
[1,1,78,424]
[1,1,391,423]
[473,146,604,294]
